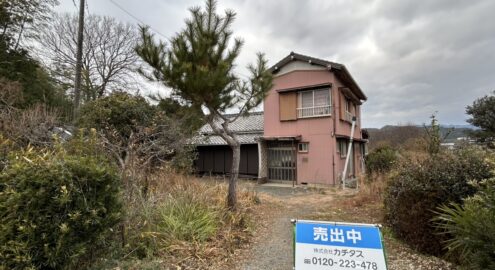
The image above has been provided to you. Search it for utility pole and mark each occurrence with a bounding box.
[73,0,85,120]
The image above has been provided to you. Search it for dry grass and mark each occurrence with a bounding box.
[103,170,260,269]
[342,174,390,207]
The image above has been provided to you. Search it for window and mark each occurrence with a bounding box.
[298,142,309,153]
[360,143,368,156]
[297,88,331,118]
[338,139,348,158]
[344,98,353,122]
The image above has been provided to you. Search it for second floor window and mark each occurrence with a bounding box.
[297,89,331,118]
[344,98,353,122]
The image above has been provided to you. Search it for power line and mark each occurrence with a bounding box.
[107,0,168,39]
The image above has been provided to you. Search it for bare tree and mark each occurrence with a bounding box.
[36,13,140,102]
[0,0,58,50]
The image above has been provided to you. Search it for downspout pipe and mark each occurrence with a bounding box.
[342,116,357,189]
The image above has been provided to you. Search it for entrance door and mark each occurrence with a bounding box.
[267,142,296,181]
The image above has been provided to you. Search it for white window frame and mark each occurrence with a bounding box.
[296,88,331,118]
[344,98,353,122]
[298,142,309,153]
[338,139,347,158]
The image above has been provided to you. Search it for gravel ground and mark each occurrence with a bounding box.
[234,183,455,270]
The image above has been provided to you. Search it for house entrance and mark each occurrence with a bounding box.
[267,142,296,181]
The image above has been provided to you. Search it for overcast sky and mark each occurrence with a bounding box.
[56,0,495,128]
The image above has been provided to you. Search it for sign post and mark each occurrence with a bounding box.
[293,220,387,270]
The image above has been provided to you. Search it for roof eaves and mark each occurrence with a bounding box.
[269,52,367,101]
[269,51,343,73]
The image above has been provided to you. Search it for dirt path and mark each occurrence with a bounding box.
[235,184,455,270]
[237,185,336,270]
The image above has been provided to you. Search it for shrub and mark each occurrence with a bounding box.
[0,142,122,269]
[435,177,495,269]
[384,146,493,256]
[365,145,397,175]
[77,92,155,140]
[157,192,218,243]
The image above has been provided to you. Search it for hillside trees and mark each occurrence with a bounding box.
[37,13,141,102]
[136,0,273,209]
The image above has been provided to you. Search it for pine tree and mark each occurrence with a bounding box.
[136,0,273,209]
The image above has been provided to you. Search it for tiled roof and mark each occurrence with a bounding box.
[194,133,261,146]
[194,112,263,146]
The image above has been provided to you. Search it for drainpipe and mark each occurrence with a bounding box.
[332,88,337,185]
[342,116,356,190]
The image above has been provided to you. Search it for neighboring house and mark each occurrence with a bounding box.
[194,52,368,185]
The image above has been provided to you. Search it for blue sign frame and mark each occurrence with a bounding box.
[293,219,388,270]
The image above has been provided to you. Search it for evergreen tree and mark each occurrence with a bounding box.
[136,0,273,209]
[466,91,495,147]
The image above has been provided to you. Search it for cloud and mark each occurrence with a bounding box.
[56,0,495,127]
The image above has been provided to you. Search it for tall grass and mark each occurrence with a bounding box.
[109,169,258,269]
[157,193,219,243]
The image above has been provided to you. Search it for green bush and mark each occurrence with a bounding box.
[384,146,493,256]
[0,143,122,269]
[77,92,155,140]
[435,177,495,269]
[365,145,397,175]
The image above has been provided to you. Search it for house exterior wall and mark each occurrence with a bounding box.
[264,68,364,185]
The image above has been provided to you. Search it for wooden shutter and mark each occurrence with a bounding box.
[279,92,297,121]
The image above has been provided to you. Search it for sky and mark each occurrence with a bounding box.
[56,0,495,128]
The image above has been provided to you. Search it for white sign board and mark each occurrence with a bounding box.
[294,220,387,270]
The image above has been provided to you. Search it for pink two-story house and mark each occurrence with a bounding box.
[194,52,368,186]
[257,52,368,185]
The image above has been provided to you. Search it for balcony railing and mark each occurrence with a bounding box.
[297,105,331,118]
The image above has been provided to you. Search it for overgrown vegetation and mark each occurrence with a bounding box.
[435,176,495,270]
[0,136,122,269]
[381,115,494,258]
[365,144,397,175]
[384,147,493,255]
[93,173,258,269]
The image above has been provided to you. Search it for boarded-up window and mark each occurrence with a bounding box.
[279,92,297,121]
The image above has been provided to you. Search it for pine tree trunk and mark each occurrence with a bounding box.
[228,142,241,209]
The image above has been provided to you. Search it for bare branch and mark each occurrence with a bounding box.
[35,13,141,101]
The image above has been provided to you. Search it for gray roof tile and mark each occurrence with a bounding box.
[194,112,263,145]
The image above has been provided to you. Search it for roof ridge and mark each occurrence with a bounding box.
[289,51,344,68]
[222,111,264,118]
